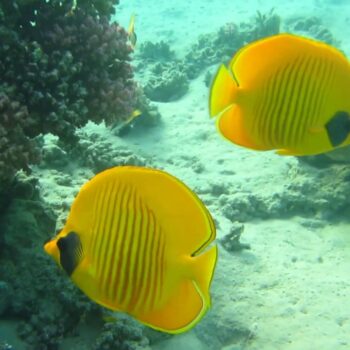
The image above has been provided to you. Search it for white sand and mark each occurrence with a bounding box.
[110,1,350,349]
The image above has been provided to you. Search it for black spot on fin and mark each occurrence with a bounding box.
[325,111,350,147]
[57,232,83,276]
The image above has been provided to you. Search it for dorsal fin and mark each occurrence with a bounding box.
[229,34,345,88]
[57,232,83,276]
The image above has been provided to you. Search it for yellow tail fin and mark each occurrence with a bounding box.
[191,245,218,306]
[209,64,238,118]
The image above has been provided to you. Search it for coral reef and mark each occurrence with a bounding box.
[135,10,281,102]
[75,130,149,174]
[220,222,251,253]
[138,40,176,62]
[0,93,40,192]
[113,87,162,136]
[135,41,188,102]
[0,1,135,144]
[144,62,189,102]
[185,9,281,80]
[138,11,338,104]
[196,315,254,350]
[0,0,136,198]
[93,320,150,350]
[214,162,350,223]
[285,16,338,45]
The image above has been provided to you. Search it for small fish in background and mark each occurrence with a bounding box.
[128,14,137,49]
[124,109,142,124]
[112,109,142,136]
[44,166,217,334]
[209,33,350,156]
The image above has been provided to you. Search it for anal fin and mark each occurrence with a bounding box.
[276,149,301,156]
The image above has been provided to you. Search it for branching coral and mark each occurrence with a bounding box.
[0,93,40,187]
[93,320,150,350]
[1,1,135,144]
[136,9,281,102]
[0,0,136,194]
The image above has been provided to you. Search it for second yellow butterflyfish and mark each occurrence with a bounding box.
[44,166,217,334]
[209,33,350,156]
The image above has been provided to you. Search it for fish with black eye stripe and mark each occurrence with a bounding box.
[44,166,217,334]
[209,33,350,156]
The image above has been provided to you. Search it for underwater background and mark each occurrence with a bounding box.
[1,0,350,349]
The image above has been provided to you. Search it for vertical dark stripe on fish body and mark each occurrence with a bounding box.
[309,58,326,124]
[113,186,132,303]
[300,57,323,141]
[312,58,335,127]
[93,184,109,266]
[131,198,149,311]
[110,185,131,303]
[135,208,155,312]
[139,209,156,310]
[253,77,269,136]
[144,211,160,311]
[105,184,127,301]
[90,186,105,253]
[281,56,304,147]
[267,63,292,146]
[286,54,312,145]
[152,225,164,307]
[126,196,144,310]
[254,70,276,142]
[95,183,112,268]
[274,62,296,145]
[119,188,138,306]
[266,66,288,147]
[100,182,120,295]
[121,191,142,307]
[97,181,117,278]
[157,230,166,302]
[292,55,315,145]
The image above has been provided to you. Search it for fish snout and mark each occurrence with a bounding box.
[44,238,60,263]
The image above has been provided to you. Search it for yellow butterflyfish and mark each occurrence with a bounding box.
[209,33,350,156]
[44,166,217,334]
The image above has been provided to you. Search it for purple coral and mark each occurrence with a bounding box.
[0,2,135,144]
[0,93,40,185]
[37,12,135,126]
